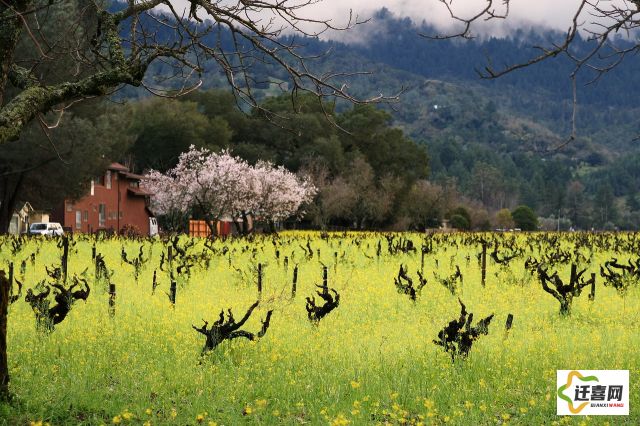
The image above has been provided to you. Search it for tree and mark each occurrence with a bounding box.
[433,1,640,79]
[338,105,429,183]
[511,205,538,231]
[447,206,471,230]
[404,180,448,230]
[431,1,640,148]
[142,146,316,234]
[495,208,514,230]
[0,0,392,145]
[128,98,232,172]
[251,161,318,230]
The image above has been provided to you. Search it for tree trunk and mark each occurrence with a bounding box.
[232,218,244,236]
[0,0,27,107]
[0,269,9,401]
[0,203,11,234]
[0,173,23,234]
[242,212,253,234]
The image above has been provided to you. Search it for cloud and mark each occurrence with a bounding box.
[302,0,593,41]
[165,0,628,44]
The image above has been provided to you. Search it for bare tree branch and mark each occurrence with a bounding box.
[0,0,398,145]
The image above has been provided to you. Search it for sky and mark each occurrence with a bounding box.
[164,0,630,43]
[283,0,618,42]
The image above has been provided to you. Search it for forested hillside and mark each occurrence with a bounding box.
[18,5,640,230]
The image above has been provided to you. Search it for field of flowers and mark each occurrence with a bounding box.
[1,231,639,425]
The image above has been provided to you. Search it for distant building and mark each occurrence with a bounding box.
[52,163,156,235]
[188,215,253,237]
[8,202,49,235]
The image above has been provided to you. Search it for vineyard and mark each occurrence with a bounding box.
[1,231,639,425]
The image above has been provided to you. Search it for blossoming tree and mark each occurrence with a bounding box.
[142,146,316,234]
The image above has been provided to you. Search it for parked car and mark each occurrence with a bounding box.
[28,222,64,236]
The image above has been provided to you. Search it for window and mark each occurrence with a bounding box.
[75,211,82,230]
[99,204,106,227]
[83,210,88,222]
[90,180,95,196]
[66,202,73,212]
[119,211,124,218]
[105,171,112,189]
[129,181,139,188]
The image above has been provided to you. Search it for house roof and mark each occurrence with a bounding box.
[14,201,34,213]
[121,171,145,180]
[108,162,130,172]
[128,187,153,197]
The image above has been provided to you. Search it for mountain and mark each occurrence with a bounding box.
[117,8,640,228]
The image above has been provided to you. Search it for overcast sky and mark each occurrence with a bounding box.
[165,0,630,43]
[294,0,601,41]
[264,0,629,41]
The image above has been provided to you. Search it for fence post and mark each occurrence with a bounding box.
[322,266,328,294]
[109,283,116,317]
[588,273,596,301]
[62,236,69,284]
[257,263,263,297]
[291,265,298,298]
[503,313,514,340]
[169,281,176,306]
[481,241,487,287]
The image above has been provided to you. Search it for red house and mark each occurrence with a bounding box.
[53,163,156,235]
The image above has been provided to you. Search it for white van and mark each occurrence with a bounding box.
[29,222,64,236]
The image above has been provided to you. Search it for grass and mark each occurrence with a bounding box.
[1,231,639,425]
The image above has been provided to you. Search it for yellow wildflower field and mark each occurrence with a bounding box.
[2,231,639,425]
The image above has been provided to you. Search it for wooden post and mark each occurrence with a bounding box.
[505,314,514,331]
[257,263,263,297]
[169,281,176,306]
[291,265,298,298]
[481,241,487,287]
[322,266,328,294]
[92,244,96,260]
[588,273,596,301]
[503,313,514,340]
[421,250,425,274]
[62,236,69,284]
[284,256,289,271]
[152,270,158,295]
[108,283,116,317]
[334,252,338,273]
